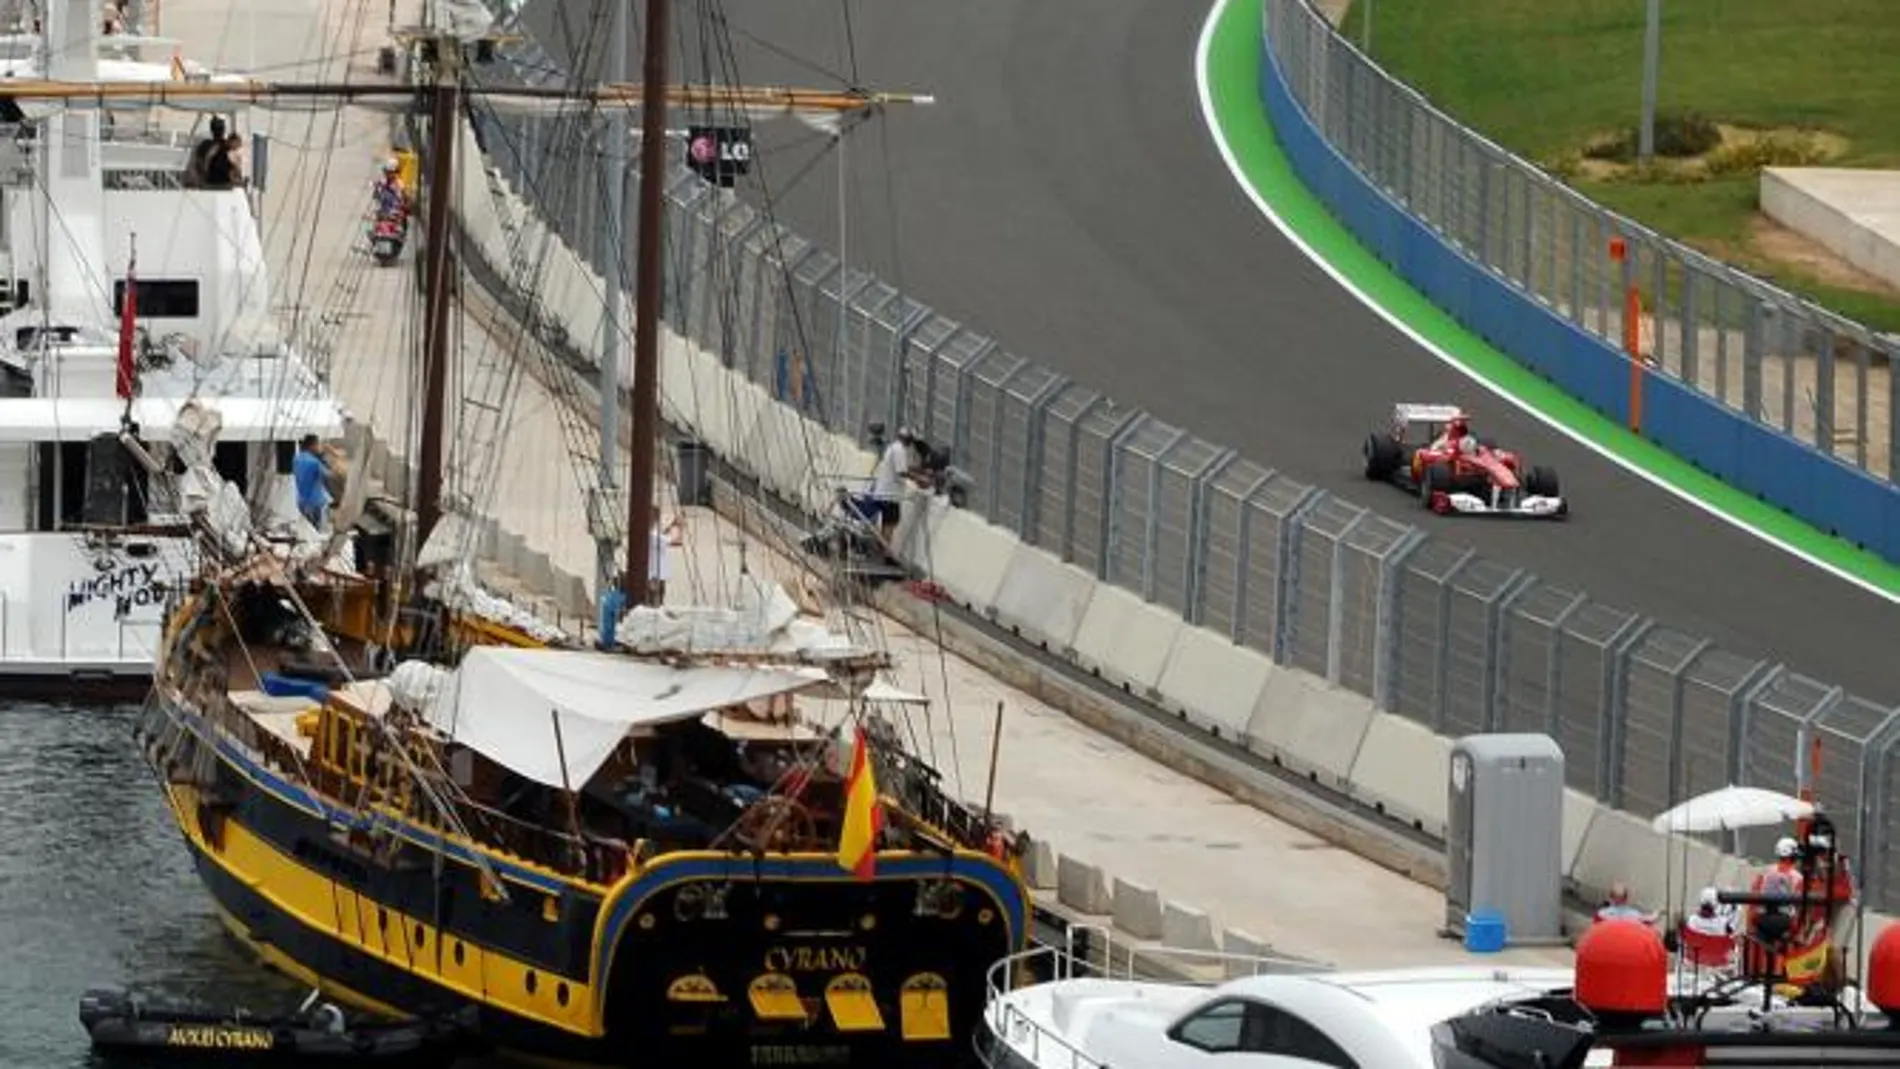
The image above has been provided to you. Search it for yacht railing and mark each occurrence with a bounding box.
[977,923,1334,1068]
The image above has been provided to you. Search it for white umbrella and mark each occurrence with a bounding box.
[1651,785,1815,835]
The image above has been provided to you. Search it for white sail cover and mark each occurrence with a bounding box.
[426,646,824,789]
[615,574,857,657]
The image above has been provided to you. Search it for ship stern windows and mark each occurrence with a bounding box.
[603,868,1020,1069]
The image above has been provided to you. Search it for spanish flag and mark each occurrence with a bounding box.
[836,727,883,879]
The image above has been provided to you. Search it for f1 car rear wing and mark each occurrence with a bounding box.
[1393,403,1467,424]
[1392,403,1468,428]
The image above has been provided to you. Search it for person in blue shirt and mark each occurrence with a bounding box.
[292,434,332,529]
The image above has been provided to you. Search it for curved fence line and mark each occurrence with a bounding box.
[464,27,1900,912]
[1260,0,1900,561]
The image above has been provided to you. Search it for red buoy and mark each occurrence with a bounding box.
[1576,919,1667,1017]
[1866,923,1900,1014]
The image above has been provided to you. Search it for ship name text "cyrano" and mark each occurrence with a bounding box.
[763,945,868,973]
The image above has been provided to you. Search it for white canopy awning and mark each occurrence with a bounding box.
[427,647,825,790]
[0,396,344,442]
[1651,785,1815,835]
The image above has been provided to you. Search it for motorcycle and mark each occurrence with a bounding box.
[368,211,405,265]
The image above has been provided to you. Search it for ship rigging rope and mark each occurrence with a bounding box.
[463,2,934,782]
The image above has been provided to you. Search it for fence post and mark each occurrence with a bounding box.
[1325,510,1370,686]
[1486,573,1538,733]
[1272,488,1325,666]
[1228,470,1277,648]
[1429,548,1476,733]
[1373,530,1427,712]
[1602,618,1656,809]
[1610,234,1643,433]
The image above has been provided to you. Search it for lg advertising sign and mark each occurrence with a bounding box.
[686,126,753,188]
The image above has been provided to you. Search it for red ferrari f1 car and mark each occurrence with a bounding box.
[1362,403,1567,518]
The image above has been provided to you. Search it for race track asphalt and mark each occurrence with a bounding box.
[512,0,1895,704]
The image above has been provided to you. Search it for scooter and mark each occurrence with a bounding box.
[368,212,405,265]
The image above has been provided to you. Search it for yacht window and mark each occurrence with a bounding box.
[1171,999,1246,1052]
[16,324,80,350]
[57,440,88,527]
[1170,999,1359,1068]
[113,279,200,319]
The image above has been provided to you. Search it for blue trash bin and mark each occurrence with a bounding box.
[1464,910,1508,954]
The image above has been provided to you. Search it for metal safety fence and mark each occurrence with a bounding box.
[1264,0,1899,482]
[464,28,1900,911]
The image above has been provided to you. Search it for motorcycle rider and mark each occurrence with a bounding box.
[370,158,409,230]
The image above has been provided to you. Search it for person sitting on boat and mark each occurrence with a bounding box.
[1679,886,1738,970]
[1595,882,1658,925]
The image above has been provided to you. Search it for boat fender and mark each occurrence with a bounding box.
[310,1002,346,1035]
[1575,919,1666,1022]
[1868,924,1900,1018]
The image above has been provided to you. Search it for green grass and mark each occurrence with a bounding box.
[1339,0,1900,331]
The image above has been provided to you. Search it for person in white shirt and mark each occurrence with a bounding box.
[862,428,917,540]
[645,516,682,606]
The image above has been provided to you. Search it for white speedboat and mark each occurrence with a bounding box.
[977,931,1572,1069]
[981,908,1900,1069]
[0,0,343,696]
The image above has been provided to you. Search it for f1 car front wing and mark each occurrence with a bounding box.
[1434,491,1568,519]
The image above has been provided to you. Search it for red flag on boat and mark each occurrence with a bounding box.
[115,241,138,401]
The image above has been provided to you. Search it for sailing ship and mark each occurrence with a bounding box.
[39,1,1032,1065]
[0,0,341,695]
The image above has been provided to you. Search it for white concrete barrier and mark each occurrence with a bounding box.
[1761,168,1900,291]
[1245,670,1374,786]
[1346,713,1452,835]
[1025,838,1059,891]
[1155,626,1273,740]
[1112,878,1165,940]
[914,503,1018,609]
[990,545,1097,649]
[1162,901,1218,950]
[1058,854,1112,914]
[1569,804,1729,913]
[1559,789,1599,880]
[1069,583,1187,695]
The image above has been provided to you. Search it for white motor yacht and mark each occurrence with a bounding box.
[0,0,343,696]
[981,902,1900,1069]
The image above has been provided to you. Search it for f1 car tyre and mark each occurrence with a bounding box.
[1363,433,1403,481]
[1526,465,1559,498]
[1420,461,1451,508]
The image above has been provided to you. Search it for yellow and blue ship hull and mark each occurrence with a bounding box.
[141,698,1029,1068]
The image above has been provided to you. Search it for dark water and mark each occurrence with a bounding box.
[0,701,311,1068]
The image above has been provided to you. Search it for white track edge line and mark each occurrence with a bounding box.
[1191,0,1898,606]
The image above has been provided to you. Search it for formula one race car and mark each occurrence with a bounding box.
[1362,403,1567,518]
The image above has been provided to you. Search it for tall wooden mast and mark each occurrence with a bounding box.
[414,38,460,546]
[620,0,669,604]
